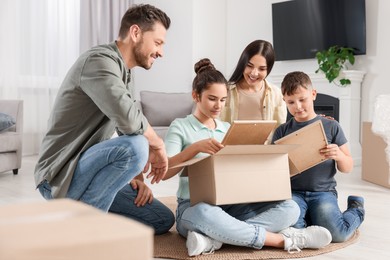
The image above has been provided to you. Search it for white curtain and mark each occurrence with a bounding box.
[80,0,133,53]
[0,0,133,155]
[0,0,80,155]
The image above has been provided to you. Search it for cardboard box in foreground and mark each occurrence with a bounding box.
[178,144,296,206]
[0,199,153,260]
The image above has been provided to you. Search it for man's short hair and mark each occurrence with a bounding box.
[118,4,171,39]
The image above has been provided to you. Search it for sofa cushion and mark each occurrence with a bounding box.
[0,112,15,132]
[140,91,193,126]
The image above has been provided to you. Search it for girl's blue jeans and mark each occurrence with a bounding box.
[176,198,300,249]
[292,191,364,242]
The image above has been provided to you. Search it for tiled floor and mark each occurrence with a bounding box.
[1,155,390,259]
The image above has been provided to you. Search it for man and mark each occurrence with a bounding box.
[35,4,174,234]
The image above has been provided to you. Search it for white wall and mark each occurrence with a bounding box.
[133,0,390,123]
[192,0,227,77]
[132,0,194,98]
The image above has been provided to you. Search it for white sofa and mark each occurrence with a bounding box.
[0,100,23,174]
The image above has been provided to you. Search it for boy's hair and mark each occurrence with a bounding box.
[193,58,228,96]
[281,71,313,96]
[118,4,171,39]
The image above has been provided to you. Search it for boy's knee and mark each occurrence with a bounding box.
[329,230,350,243]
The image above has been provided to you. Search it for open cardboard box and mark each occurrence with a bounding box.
[176,144,296,206]
[0,199,153,260]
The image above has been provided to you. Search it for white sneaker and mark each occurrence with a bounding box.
[281,226,332,253]
[186,231,223,256]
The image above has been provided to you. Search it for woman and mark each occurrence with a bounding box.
[163,58,331,256]
[220,40,286,142]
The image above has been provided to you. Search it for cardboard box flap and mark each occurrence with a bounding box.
[274,120,328,176]
[221,120,277,145]
[216,144,298,155]
[170,156,209,169]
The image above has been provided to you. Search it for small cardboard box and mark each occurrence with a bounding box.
[362,121,390,188]
[178,144,295,206]
[0,199,153,260]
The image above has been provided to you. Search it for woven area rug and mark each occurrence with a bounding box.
[154,196,360,260]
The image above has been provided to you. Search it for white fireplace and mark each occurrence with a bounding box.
[270,70,366,165]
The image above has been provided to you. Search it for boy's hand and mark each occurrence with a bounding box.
[320,144,341,160]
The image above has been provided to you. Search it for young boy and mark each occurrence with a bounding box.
[272,71,365,242]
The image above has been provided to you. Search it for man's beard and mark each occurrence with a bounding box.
[133,38,152,70]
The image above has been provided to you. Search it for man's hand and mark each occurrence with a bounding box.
[130,179,153,207]
[144,144,168,184]
[142,123,168,183]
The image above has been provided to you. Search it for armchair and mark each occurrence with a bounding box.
[0,100,23,174]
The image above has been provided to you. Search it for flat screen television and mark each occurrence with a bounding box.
[272,0,366,61]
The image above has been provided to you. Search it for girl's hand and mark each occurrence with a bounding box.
[193,138,224,155]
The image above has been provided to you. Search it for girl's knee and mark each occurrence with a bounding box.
[283,199,301,225]
[178,202,217,234]
[186,202,216,219]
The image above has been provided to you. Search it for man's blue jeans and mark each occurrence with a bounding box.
[39,135,148,211]
[109,184,175,235]
[292,191,364,242]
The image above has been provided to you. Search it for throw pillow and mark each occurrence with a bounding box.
[0,112,16,132]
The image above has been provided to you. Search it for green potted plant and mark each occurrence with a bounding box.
[315,45,355,87]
